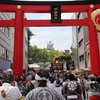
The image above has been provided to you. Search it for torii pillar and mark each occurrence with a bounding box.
[13,5,24,76]
[88,7,100,76]
[88,6,100,100]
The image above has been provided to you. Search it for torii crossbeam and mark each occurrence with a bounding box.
[0,0,100,79]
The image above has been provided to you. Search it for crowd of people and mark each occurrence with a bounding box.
[0,68,99,100]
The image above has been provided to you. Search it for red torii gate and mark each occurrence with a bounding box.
[0,1,100,78]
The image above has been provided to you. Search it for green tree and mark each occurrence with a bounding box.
[48,49,54,61]
[28,45,39,63]
[31,45,39,62]
[28,45,34,63]
[28,46,49,63]
[27,28,35,63]
[38,49,48,62]
[27,28,34,46]
[70,46,77,60]
[28,44,73,65]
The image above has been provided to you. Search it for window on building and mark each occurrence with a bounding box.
[78,26,81,33]
[0,27,5,33]
[0,46,9,58]
[5,27,10,37]
[79,39,83,47]
[77,12,81,19]
[1,46,5,57]
[1,27,5,33]
[79,54,84,62]
[7,27,10,37]
[6,49,9,59]
[2,47,5,55]
[87,53,90,60]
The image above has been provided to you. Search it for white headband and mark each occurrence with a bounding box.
[35,74,47,81]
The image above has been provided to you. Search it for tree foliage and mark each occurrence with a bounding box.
[48,49,54,61]
[28,45,54,63]
[27,28,34,46]
[70,46,77,60]
[28,44,73,68]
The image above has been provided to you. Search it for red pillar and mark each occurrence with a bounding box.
[13,6,24,76]
[88,8,100,75]
[90,96,100,100]
[88,7,100,100]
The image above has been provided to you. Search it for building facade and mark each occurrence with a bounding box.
[72,13,79,69]
[72,12,90,70]
[0,12,28,72]
[0,12,14,72]
[23,28,28,72]
[47,41,54,51]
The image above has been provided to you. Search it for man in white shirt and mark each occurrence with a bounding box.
[0,74,22,100]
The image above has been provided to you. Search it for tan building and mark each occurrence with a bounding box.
[73,12,100,70]
[72,12,90,70]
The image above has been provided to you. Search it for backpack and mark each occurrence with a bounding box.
[63,81,81,100]
[67,81,78,94]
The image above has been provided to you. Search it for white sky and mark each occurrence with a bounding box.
[25,0,74,51]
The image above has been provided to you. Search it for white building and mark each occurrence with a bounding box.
[0,12,28,72]
[0,12,14,71]
[47,41,54,51]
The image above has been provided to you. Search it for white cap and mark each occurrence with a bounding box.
[7,69,12,72]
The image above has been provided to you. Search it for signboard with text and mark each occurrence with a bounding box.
[51,5,61,23]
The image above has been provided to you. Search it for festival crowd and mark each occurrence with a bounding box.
[0,68,99,100]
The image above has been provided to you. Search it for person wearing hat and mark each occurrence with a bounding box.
[0,74,22,100]
[25,68,65,100]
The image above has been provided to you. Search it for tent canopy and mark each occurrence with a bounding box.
[28,63,40,70]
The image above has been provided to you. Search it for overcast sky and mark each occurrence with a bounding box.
[25,0,73,51]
